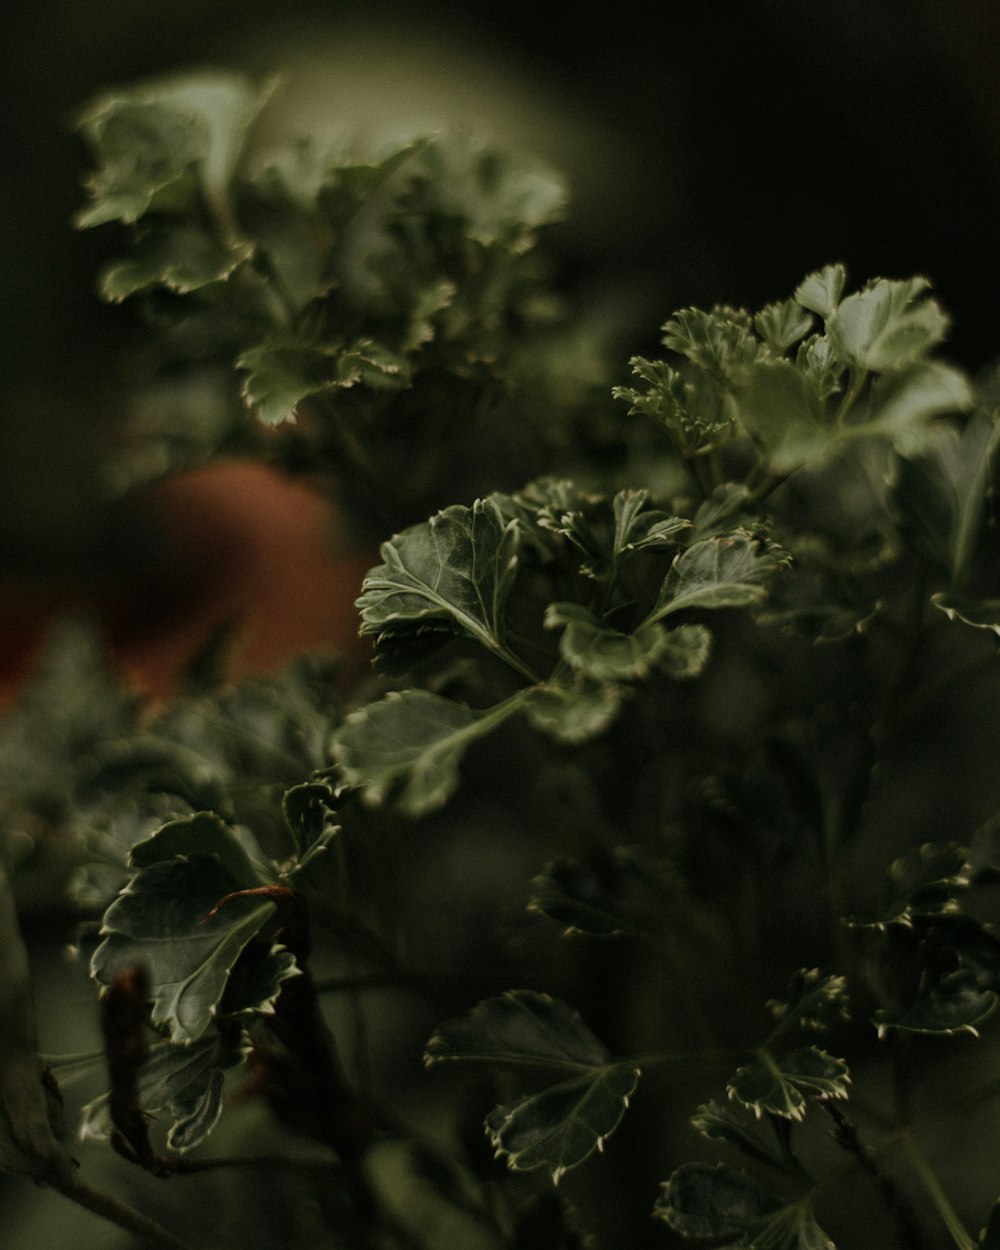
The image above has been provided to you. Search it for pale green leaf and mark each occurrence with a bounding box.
[238,340,403,426]
[485,1065,639,1183]
[91,858,277,1042]
[754,300,814,353]
[662,306,760,380]
[331,689,521,816]
[356,499,521,655]
[793,264,846,319]
[827,277,947,371]
[520,680,623,744]
[864,362,972,450]
[735,359,828,473]
[425,990,611,1071]
[545,604,671,681]
[99,224,251,301]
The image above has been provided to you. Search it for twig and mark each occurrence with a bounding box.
[45,1171,199,1250]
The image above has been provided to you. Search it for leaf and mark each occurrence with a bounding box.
[356,499,521,656]
[873,970,997,1038]
[485,1065,639,1183]
[932,594,1000,636]
[238,340,403,426]
[520,681,623,744]
[80,1029,243,1153]
[690,1101,782,1167]
[128,811,265,889]
[611,489,689,555]
[754,300,814,353]
[99,224,251,300]
[91,857,278,1042]
[794,264,846,319]
[827,276,948,371]
[331,689,522,816]
[425,990,612,1071]
[662,306,760,381]
[766,969,851,1034]
[655,1163,835,1249]
[281,780,340,865]
[654,1162,780,1240]
[220,943,299,1018]
[76,71,269,230]
[527,852,672,939]
[736,360,829,473]
[653,533,789,620]
[727,1048,850,1121]
[545,604,672,681]
[848,842,972,930]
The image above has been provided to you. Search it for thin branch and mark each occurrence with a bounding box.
[45,1171,200,1250]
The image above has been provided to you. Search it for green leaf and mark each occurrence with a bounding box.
[655,1164,834,1249]
[281,780,340,866]
[874,970,997,1038]
[80,1029,243,1153]
[545,604,672,681]
[128,811,265,889]
[485,1065,639,1184]
[827,277,948,371]
[848,842,972,930]
[237,340,403,426]
[662,306,761,381]
[690,1101,782,1167]
[736,360,828,473]
[653,533,789,620]
[520,681,623,744]
[766,969,851,1034]
[91,857,278,1042]
[793,265,846,319]
[331,689,522,816]
[99,224,251,301]
[356,499,522,657]
[76,71,269,230]
[864,362,972,450]
[754,300,814,353]
[727,1047,850,1121]
[425,990,612,1071]
[612,489,689,555]
[654,1162,780,1240]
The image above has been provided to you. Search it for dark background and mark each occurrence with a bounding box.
[2,0,1000,574]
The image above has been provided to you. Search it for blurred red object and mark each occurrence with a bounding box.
[0,461,374,707]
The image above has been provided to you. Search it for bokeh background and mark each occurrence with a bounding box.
[4,2,1000,1245]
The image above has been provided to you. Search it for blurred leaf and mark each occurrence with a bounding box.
[520,680,623,744]
[766,969,851,1034]
[545,604,673,682]
[874,970,997,1038]
[794,265,846,319]
[100,224,251,301]
[238,340,404,426]
[690,1101,782,1167]
[827,277,947,371]
[736,360,828,473]
[754,300,814,353]
[485,1064,639,1183]
[528,850,677,940]
[932,594,1000,636]
[91,857,277,1042]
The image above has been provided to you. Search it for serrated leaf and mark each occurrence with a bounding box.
[662,306,760,381]
[238,340,402,426]
[331,689,522,816]
[281,780,339,864]
[485,1065,639,1183]
[425,990,611,1070]
[827,277,948,371]
[653,533,789,620]
[80,1029,242,1154]
[794,265,847,319]
[864,362,972,451]
[611,489,689,555]
[220,943,299,1018]
[99,224,251,301]
[754,300,814,353]
[849,842,972,930]
[767,969,851,1033]
[654,1162,780,1240]
[655,1163,834,1249]
[529,859,633,939]
[874,970,997,1038]
[91,858,277,1042]
[128,811,264,888]
[690,1102,781,1167]
[728,1048,849,1121]
[356,499,521,655]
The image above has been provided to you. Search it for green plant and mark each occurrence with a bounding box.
[4,69,1000,1250]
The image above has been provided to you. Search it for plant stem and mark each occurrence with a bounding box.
[898,1130,977,1250]
[46,1171,199,1250]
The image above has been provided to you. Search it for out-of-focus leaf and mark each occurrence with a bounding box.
[99,225,251,301]
[520,680,623,744]
[873,970,997,1038]
[690,1101,781,1167]
[331,689,522,816]
[827,277,947,371]
[932,594,1000,636]
[91,857,277,1042]
[736,360,828,473]
[528,850,678,940]
[847,842,971,930]
[485,1064,639,1184]
[237,340,403,426]
[727,1047,849,1121]
[766,969,851,1034]
[545,604,672,682]
[794,264,846,319]
[754,300,814,353]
